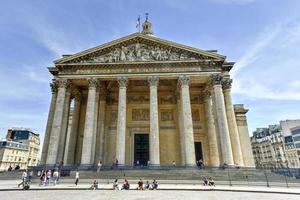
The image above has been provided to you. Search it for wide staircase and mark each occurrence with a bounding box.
[1,167,300,187]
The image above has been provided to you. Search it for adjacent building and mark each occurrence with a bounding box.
[291,126,300,162]
[251,122,300,169]
[40,18,255,167]
[0,127,40,170]
[0,140,28,171]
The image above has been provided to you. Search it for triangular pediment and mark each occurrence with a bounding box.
[54,33,225,65]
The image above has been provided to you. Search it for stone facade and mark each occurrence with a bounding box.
[41,19,255,167]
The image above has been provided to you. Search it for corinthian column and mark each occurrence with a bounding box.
[64,89,81,165]
[81,78,100,165]
[116,77,128,166]
[40,80,58,164]
[57,85,72,163]
[178,75,196,166]
[203,90,220,167]
[210,74,234,165]
[148,76,160,166]
[176,91,185,166]
[46,79,71,165]
[222,79,244,166]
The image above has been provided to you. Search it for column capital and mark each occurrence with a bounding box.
[202,90,212,100]
[210,74,223,86]
[50,80,58,94]
[72,88,82,102]
[87,77,100,89]
[222,78,232,90]
[117,76,128,88]
[56,79,72,89]
[178,75,190,87]
[148,76,159,87]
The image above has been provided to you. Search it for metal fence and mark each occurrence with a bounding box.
[26,165,300,188]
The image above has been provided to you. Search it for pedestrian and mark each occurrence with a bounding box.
[144,180,150,190]
[97,160,102,173]
[18,170,27,188]
[172,160,176,167]
[46,170,52,185]
[113,179,119,190]
[151,179,158,190]
[137,179,143,190]
[53,170,59,186]
[75,170,79,186]
[28,171,33,183]
[39,172,45,186]
[90,180,99,190]
[122,179,130,190]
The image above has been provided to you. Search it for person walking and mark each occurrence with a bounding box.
[97,160,102,173]
[18,171,27,188]
[53,170,59,186]
[46,170,52,185]
[75,170,79,186]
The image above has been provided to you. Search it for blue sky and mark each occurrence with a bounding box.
[0,0,300,144]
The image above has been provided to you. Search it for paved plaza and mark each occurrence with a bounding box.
[1,190,300,200]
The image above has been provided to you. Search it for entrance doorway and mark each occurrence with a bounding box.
[134,134,149,166]
[194,142,203,162]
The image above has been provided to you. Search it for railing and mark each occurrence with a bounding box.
[22,165,300,188]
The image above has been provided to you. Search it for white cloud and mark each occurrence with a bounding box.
[231,19,300,101]
[231,23,282,76]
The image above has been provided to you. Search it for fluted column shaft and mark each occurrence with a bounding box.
[223,79,244,166]
[116,77,128,165]
[41,81,58,164]
[210,74,234,165]
[177,93,186,166]
[148,76,160,166]
[95,87,106,161]
[46,79,71,165]
[64,90,81,165]
[57,87,71,163]
[81,78,100,165]
[203,91,221,167]
[178,75,196,166]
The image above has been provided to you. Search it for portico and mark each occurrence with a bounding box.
[40,19,255,168]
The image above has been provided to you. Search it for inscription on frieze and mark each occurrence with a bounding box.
[132,109,149,121]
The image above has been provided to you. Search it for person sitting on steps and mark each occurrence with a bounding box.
[137,179,143,190]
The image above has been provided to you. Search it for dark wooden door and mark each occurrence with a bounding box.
[134,134,149,166]
[194,142,203,161]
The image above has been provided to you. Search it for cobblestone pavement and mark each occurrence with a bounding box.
[1,190,300,200]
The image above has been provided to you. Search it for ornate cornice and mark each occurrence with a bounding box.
[222,78,232,90]
[87,77,100,89]
[178,75,190,87]
[117,76,128,88]
[210,74,223,86]
[148,76,159,87]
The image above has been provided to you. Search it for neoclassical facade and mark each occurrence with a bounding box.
[40,20,255,167]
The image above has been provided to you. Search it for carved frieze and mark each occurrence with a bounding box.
[127,95,149,104]
[132,109,149,121]
[192,109,200,121]
[76,42,205,64]
[160,95,176,104]
[161,109,174,121]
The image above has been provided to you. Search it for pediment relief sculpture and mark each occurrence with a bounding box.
[77,42,207,63]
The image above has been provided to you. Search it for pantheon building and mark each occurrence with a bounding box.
[40,19,255,167]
